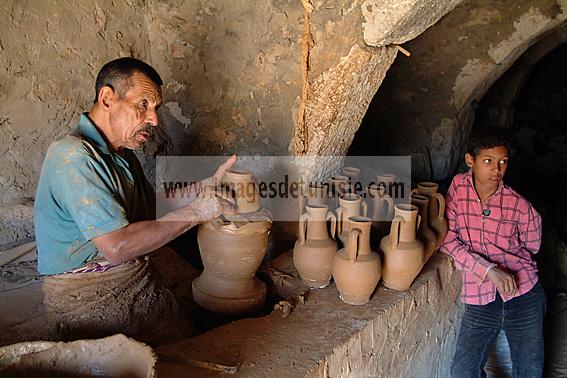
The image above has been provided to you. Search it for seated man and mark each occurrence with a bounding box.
[34,57,235,343]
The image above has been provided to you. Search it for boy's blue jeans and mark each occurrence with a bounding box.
[451,282,546,378]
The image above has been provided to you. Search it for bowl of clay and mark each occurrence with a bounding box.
[0,334,156,378]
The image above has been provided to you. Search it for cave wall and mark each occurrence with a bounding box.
[0,0,461,246]
[0,0,152,246]
[354,0,567,181]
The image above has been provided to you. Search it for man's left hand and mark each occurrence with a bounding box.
[209,154,237,186]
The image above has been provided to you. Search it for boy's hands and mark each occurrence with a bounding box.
[487,267,517,296]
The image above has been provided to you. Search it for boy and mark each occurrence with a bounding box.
[440,128,545,378]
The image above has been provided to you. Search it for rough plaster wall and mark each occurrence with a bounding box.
[0,0,464,244]
[362,0,462,46]
[145,0,303,157]
[478,25,567,129]
[361,0,567,181]
[297,0,465,181]
[0,0,151,245]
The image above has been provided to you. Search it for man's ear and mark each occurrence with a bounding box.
[464,153,474,168]
[97,86,116,112]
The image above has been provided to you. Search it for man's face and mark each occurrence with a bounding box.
[109,72,162,150]
[465,145,509,193]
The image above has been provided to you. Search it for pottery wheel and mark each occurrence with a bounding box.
[192,277,267,315]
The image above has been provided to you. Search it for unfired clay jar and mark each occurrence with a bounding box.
[380,204,424,291]
[329,175,350,209]
[367,183,395,241]
[222,169,261,214]
[342,166,360,182]
[336,193,367,246]
[293,204,338,288]
[376,173,396,186]
[299,182,329,214]
[411,182,448,247]
[306,182,328,206]
[192,217,271,315]
[332,216,381,305]
[410,193,437,262]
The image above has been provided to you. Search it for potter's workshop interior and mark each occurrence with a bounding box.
[1,0,567,377]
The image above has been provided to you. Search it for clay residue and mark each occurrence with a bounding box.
[42,258,188,346]
[0,334,156,378]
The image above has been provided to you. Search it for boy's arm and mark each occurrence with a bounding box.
[440,180,496,283]
[516,200,542,255]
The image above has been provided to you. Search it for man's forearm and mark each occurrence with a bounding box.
[92,211,199,264]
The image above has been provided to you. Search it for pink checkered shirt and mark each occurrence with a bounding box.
[440,170,542,305]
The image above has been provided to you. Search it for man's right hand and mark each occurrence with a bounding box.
[174,191,236,223]
[487,266,517,296]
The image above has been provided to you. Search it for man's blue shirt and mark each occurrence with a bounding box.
[34,113,155,274]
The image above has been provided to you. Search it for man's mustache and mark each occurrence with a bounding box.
[138,123,157,137]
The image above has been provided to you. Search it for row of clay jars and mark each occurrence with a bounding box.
[302,172,396,211]
[293,207,382,304]
[410,182,448,248]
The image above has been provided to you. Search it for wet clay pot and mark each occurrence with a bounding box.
[293,205,338,288]
[336,193,367,246]
[192,219,271,315]
[410,193,438,262]
[222,169,261,214]
[411,182,448,247]
[380,204,424,291]
[367,183,395,241]
[332,216,381,305]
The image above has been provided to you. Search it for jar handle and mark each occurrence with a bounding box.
[389,215,405,249]
[385,195,395,220]
[336,207,344,236]
[347,228,362,263]
[410,188,419,196]
[327,211,337,240]
[298,211,309,245]
[361,200,368,217]
[435,193,445,221]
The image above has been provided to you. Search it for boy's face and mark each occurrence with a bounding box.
[465,146,509,192]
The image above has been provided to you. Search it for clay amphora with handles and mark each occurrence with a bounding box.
[336,193,367,246]
[410,193,438,263]
[332,216,381,305]
[410,182,448,247]
[380,204,424,291]
[367,183,395,241]
[293,204,338,289]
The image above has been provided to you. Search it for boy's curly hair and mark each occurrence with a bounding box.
[466,127,512,157]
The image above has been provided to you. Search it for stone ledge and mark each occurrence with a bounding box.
[156,253,461,377]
